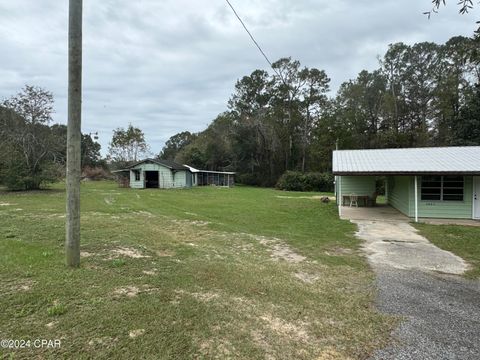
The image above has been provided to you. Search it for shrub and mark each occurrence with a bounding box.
[81,166,113,181]
[276,171,334,192]
[0,159,60,191]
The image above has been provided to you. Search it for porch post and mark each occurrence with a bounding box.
[338,176,342,217]
[385,178,388,204]
[414,176,418,223]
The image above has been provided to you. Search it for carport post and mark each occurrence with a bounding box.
[385,178,388,204]
[414,176,418,223]
[338,176,342,217]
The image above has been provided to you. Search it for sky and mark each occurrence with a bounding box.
[0,1,477,155]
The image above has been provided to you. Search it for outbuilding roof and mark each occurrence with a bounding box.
[128,158,189,171]
[332,146,480,175]
[184,165,235,175]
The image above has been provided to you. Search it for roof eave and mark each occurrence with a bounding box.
[333,171,480,176]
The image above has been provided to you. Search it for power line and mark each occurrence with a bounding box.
[224,0,277,73]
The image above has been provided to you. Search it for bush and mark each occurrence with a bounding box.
[276,171,334,192]
[81,166,113,181]
[0,159,60,191]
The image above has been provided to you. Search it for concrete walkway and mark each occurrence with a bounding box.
[343,208,479,359]
[353,219,469,274]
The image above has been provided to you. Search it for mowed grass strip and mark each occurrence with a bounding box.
[415,223,480,278]
[0,182,395,359]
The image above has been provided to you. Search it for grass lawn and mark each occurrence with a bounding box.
[415,223,480,278]
[0,181,395,359]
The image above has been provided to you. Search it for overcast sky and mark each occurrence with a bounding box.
[0,1,477,155]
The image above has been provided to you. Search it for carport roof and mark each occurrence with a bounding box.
[332,146,480,175]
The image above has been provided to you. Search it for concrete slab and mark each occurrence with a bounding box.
[353,219,469,275]
[341,205,480,227]
[419,218,480,227]
[341,205,409,222]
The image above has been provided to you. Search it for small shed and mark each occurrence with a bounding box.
[113,159,235,189]
[111,159,191,189]
[332,146,480,221]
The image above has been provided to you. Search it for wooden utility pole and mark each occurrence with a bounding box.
[66,0,83,267]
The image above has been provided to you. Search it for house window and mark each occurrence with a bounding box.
[133,170,141,181]
[442,176,464,201]
[421,176,464,201]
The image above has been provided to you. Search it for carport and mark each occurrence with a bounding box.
[333,146,480,222]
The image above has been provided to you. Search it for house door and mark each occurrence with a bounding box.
[474,177,480,220]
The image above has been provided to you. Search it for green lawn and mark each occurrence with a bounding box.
[0,181,395,359]
[415,223,480,278]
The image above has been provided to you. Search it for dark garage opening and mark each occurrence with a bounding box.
[145,171,159,188]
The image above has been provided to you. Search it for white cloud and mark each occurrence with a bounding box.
[0,0,477,154]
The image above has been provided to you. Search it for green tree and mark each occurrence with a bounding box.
[159,131,196,160]
[108,124,149,165]
[0,87,60,190]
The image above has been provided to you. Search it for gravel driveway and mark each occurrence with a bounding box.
[351,219,480,359]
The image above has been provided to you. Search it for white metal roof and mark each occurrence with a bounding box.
[183,165,235,175]
[332,146,480,175]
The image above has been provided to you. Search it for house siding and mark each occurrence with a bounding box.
[340,176,376,195]
[387,176,412,216]
[130,169,144,189]
[173,170,188,188]
[386,175,473,219]
[414,175,473,219]
[129,163,177,189]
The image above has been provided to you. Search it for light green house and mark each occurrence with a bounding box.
[114,159,235,189]
[332,147,480,221]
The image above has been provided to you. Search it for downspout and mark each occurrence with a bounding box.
[414,176,418,223]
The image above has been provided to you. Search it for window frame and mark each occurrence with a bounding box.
[133,170,141,181]
[420,175,464,202]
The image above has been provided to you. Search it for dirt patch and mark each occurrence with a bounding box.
[270,243,306,263]
[142,269,157,276]
[113,286,140,297]
[111,247,150,259]
[156,249,174,257]
[172,219,210,227]
[132,210,154,217]
[198,338,237,359]
[88,336,118,347]
[104,197,115,205]
[80,251,95,258]
[175,289,220,303]
[276,195,335,201]
[45,321,57,329]
[0,202,15,206]
[260,314,310,343]
[324,247,354,256]
[294,272,320,284]
[129,329,145,338]
[248,234,306,263]
[3,279,36,293]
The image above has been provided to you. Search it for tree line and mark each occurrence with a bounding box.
[0,86,102,190]
[1,35,479,190]
[161,35,480,186]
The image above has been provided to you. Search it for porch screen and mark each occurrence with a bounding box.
[421,176,464,201]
